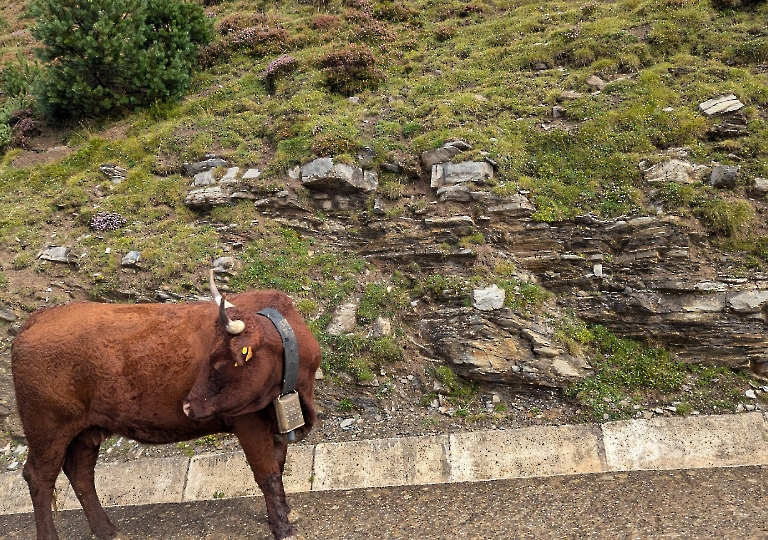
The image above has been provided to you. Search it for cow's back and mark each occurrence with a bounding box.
[11,300,221,440]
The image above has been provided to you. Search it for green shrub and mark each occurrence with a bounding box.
[728,38,768,65]
[432,365,477,406]
[656,182,699,211]
[265,54,299,93]
[711,0,766,9]
[29,0,213,119]
[694,198,753,237]
[358,283,409,324]
[319,333,403,380]
[566,325,687,419]
[0,54,40,98]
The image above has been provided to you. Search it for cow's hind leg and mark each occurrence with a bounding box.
[63,428,123,540]
[23,436,71,540]
[233,413,297,540]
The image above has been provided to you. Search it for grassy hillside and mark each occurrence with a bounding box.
[1,0,767,426]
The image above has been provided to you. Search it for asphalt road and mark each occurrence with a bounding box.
[2,465,766,540]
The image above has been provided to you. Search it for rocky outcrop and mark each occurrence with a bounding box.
[418,307,592,388]
[640,148,709,184]
[300,158,378,193]
[183,156,376,212]
[177,139,768,386]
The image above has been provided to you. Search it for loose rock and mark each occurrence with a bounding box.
[709,165,739,189]
[699,94,744,116]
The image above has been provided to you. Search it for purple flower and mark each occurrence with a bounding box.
[90,212,127,232]
[266,55,298,76]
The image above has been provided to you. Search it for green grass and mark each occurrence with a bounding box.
[430,365,478,407]
[2,0,767,236]
[1,0,767,390]
[318,332,403,382]
[565,324,755,421]
[3,0,767,223]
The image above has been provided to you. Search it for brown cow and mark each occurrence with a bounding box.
[11,271,321,540]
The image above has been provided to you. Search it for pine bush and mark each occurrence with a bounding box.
[29,0,213,119]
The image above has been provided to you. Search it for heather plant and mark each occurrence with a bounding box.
[265,55,299,93]
[90,212,128,232]
[9,109,40,150]
[230,25,289,57]
[318,44,382,95]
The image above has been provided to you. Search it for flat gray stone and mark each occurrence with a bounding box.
[326,300,359,335]
[642,159,709,184]
[586,75,606,90]
[486,194,536,217]
[100,164,127,184]
[220,167,240,184]
[301,158,377,193]
[728,290,768,313]
[557,91,583,102]
[39,246,71,263]
[436,184,473,202]
[699,94,744,116]
[120,251,141,267]
[301,157,334,178]
[184,187,230,209]
[371,317,392,338]
[431,161,494,188]
[424,216,474,228]
[183,157,227,176]
[421,146,462,170]
[212,256,235,274]
[193,169,217,187]
[752,178,768,195]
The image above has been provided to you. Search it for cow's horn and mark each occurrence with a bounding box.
[219,293,245,335]
[209,269,234,309]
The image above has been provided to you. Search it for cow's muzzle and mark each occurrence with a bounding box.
[182,395,213,420]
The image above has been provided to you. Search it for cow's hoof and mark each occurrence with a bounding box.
[288,509,302,523]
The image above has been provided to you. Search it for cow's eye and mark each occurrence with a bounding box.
[213,358,229,371]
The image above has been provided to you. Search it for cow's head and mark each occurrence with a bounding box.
[182,271,281,420]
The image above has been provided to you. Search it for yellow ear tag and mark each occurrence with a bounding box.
[244,346,253,362]
[242,347,248,354]
[234,362,239,367]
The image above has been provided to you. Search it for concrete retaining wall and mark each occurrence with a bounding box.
[1,412,766,515]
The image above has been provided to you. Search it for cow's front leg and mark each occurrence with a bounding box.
[232,413,297,540]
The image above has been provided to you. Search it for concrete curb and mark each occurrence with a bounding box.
[1,412,766,515]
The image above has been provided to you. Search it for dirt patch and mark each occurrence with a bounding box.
[23,125,69,152]
[101,124,131,141]
[11,146,74,168]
